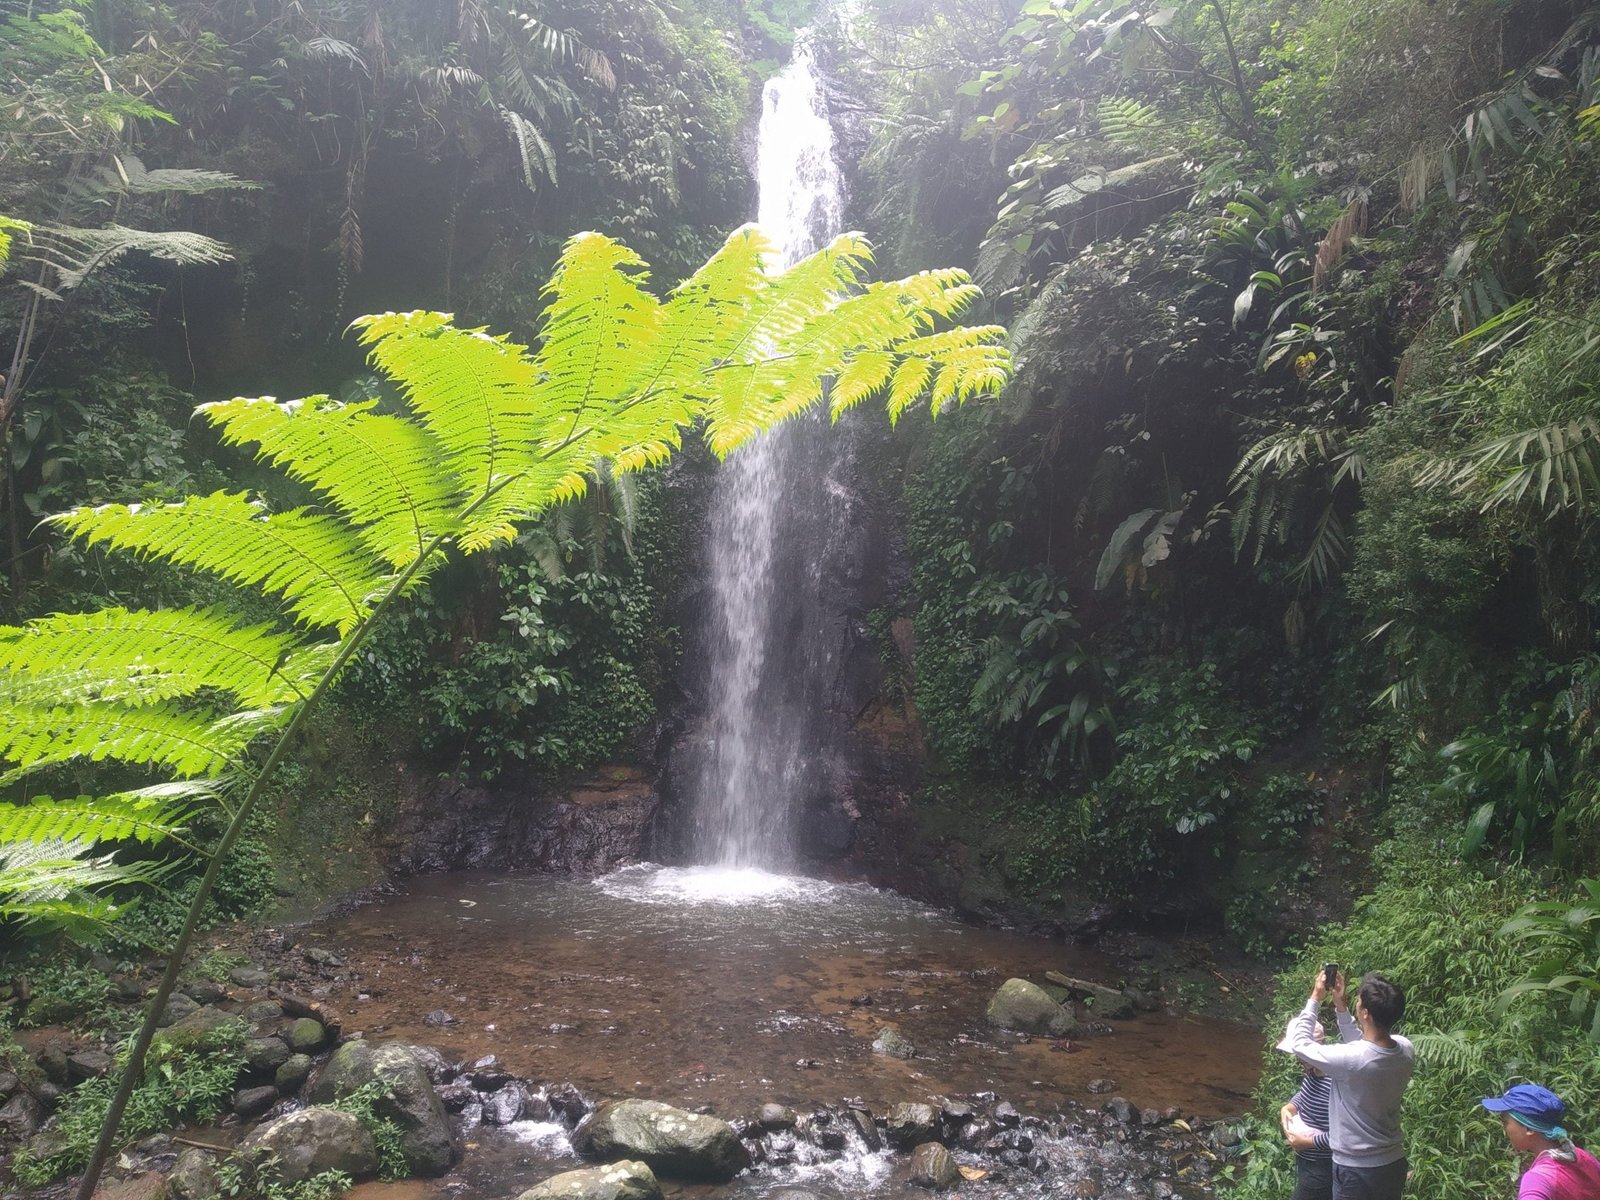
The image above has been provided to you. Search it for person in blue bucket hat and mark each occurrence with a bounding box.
[1480,1084,1600,1199]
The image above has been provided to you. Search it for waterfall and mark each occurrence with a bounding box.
[690,38,847,868]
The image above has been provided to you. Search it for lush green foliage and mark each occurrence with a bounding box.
[11,1017,246,1185]
[1500,876,1600,1041]
[1225,844,1600,1200]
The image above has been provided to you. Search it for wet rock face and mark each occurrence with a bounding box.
[573,1099,751,1183]
[390,774,660,876]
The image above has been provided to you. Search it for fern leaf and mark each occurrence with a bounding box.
[199,396,464,566]
[52,494,389,634]
[35,224,235,291]
[0,607,309,708]
[0,702,266,782]
[0,793,198,847]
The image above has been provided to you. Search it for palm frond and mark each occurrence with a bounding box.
[1444,418,1600,514]
[499,107,558,191]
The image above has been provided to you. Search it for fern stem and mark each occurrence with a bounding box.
[72,476,513,1200]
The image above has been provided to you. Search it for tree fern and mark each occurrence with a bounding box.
[0,223,1008,1200]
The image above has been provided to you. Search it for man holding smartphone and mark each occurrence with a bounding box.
[1282,967,1416,1200]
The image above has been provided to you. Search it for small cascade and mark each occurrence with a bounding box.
[690,37,849,868]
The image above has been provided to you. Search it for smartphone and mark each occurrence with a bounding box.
[1323,963,1339,990]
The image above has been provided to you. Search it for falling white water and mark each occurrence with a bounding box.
[692,38,846,868]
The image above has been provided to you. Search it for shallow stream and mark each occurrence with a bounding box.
[299,866,1262,1200]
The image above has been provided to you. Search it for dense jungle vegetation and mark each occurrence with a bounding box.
[3,0,1600,1198]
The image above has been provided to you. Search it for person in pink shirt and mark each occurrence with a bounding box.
[1480,1084,1600,1200]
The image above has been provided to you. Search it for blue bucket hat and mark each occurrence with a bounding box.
[1481,1084,1568,1139]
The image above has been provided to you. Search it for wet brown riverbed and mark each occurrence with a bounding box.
[301,866,1260,1121]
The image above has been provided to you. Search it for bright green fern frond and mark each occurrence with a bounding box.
[597,227,774,469]
[0,702,264,783]
[52,494,388,633]
[534,232,664,421]
[199,396,464,565]
[829,351,896,416]
[350,312,561,551]
[0,607,309,708]
[0,839,174,937]
[887,356,936,425]
[0,793,197,847]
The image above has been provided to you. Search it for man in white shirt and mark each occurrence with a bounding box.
[1284,969,1415,1200]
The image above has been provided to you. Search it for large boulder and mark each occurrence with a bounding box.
[514,1161,661,1200]
[241,1107,377,1185]
[573,1099,750,1182]
[308,1041,454,1175]
[985,978,1080,1037]
[166,1147,220,1200]
[153,1007,245,1055]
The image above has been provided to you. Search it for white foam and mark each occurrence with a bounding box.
[593,863,837,907]
[504,1119,570,1152]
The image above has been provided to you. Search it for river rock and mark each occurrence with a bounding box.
[1045,973,1137,1021]
[233,1085,278,1119]
[242,1000,283,1027]
[167,1147,220,1200]
[242,1106,377,1184]
[758,1103,795,1130]
[245,1037,291,1073]
[985,979,1080,1037]
[438,1081,478,1112]
[407,1044,454,1083]
[229,967,271,989]
[1105,1097,1139,1125]
[483,1083,527,1125]
[547,1082,590,1123]
[515,1160,661,1200]
[286,1018,327,1053]
[159,994,200,1027]
[0,1091,45,1140]
[68,1049,112,1081]
[957,1117,996,1151]
[309,1041,454,1175]
[33,1044,69,1085]
[992,1101,1020,1127]
[573,1099,750,1182]
[275,1054,314,1093]
[872,1026,915,1059]
[909,1142,960,1190]
[182,980,227,1004]
[846,1107,881,1151]
[154,1006,243,1054]
[886,1103,941,1149]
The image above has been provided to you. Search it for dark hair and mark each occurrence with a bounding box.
[1358,973,1405,1031]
